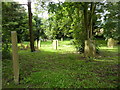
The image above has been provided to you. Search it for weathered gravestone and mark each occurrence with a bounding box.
[84,40,96,57]
[107,38,115,48]
[53,40,58,50]
[35,40,41,50]
[11,31,19,84]
[61,38,63,41]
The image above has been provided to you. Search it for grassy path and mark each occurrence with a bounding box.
[2,40,119,88]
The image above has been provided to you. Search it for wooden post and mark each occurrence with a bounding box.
[11,31,19,84]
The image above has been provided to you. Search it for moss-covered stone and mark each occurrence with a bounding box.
[84,40,96,57]
[107,38,115,48]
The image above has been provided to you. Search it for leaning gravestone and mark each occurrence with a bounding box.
[107,38,115,48]
[11,31,19,84]
[53,40,58,50]
[84,40,96,57]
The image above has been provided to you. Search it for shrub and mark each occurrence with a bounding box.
[2,43,12,60]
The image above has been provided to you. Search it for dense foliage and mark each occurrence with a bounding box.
[35,1,106,52]
[2,2,28,59]
[2,1,119,88]
[103,2,120,42]
[2,2,43,59]
[35,1,119,52]
[2,1,119,59]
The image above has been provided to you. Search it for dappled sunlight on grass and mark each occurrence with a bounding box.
[3,40,119,88]
[40,40,76,54]
[95,45,118,63]
[99,46,118,51]
[93,58,118,62]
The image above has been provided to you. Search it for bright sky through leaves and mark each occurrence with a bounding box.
[14,0,65,18]
[14,0,108,21]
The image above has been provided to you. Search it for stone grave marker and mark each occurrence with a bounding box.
[53,40,58,50]
[61,38,63,41]
[107,38,115,48]
[84,40,96,57]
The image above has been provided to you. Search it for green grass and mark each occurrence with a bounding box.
[2,40,119,88]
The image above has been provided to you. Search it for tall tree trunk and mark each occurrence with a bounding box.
[28,1,35,52]
[83,3,89,40]
[89,2,96,39]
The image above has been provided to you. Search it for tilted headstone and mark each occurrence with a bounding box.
[11,31,19,84]
[84,40,90,57]
[84,40,96,57]
[107,38,115,48]
[53,40,58,50]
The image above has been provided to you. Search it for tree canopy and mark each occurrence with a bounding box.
[2,1,120,58]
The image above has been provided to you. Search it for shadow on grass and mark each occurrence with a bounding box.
[2,45,119,88]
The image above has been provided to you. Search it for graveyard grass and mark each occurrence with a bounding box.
[2,40,119,88]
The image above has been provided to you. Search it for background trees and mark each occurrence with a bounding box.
[37,1,119,52]
[2,1,119,59]
[103,2,120,42]
[33,15,46,44]
[2,2,28,59]
[37,2,104,52]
